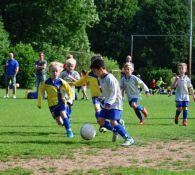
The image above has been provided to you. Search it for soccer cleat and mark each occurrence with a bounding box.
[4,95,9,98]
[99,126,107,133]
[121,138,135,147]
[141,108,148,118]
[182,120,187,126]
[13,95,16,99]
[175,116,179,124]
[112,132,118,142]
[67,130,74,138]
[139,120,144,125]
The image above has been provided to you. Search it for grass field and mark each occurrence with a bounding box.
[0,89,195,175]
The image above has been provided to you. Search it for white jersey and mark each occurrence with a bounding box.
[99,73,123,110]
[60,70,80,100]
[121,75,149,101]
[175,75,192,101]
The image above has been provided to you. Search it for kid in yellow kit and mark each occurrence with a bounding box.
[38,61,74,138]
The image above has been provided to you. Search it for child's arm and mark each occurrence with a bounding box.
[37,82,45,108]
[136,77,149,95]
[72,75,87,87]
[61,80,74,104]
[171,76,179,89]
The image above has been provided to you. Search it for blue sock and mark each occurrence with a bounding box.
[134,109,144,120]
[175,109,181,117]
[137,105,143,111]
[95,111,100,119]
[63,117,71,131]
[183,110,188,121]
[103,120,116,132]
[114,124,130,139]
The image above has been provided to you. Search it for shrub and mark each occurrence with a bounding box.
[12,43,38,89]
[140,67,173,87]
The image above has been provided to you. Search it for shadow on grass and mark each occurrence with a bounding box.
[0,131,63,136]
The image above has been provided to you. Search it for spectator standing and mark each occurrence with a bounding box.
[34,52,47,94]
[4,52,19,99]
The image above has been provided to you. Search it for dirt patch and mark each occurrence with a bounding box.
[0,140,195,174]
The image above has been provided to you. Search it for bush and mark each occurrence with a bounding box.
[140,67,173,87]
[12,43,38,89]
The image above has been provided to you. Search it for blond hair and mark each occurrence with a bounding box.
[49,61,64,72]
[178,63,187,68]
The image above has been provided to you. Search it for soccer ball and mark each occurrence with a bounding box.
[80,124,96,140]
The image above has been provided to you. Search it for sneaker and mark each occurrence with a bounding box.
[175,116,179,124]
[139,120,144,125]
[182,120,187,126]
[119,119,125,129]
[112,132,118,142]
[4,95,9,98]
[67,130,74,138]
[141,108,148,118]
[121,138,135,147]
[13,95,16,99]
[99,126,107,133]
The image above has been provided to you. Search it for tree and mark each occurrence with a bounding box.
[131,0,189,72]
[87,0,138,65]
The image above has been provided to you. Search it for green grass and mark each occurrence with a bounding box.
[0,89,195,174]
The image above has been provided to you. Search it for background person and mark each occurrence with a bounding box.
[4,52,19,99]
[34,52,47,94]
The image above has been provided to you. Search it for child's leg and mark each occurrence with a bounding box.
[182,102,189,126]
[175,101,182,124]
[130,102,144,122]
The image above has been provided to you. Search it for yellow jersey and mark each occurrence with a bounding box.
[74,71,101,97]
[38,78,73,108]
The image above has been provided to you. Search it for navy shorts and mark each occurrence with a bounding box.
[5,75,16,86]
[99,108,122,121]
[92,96,100,105]
[129,98,138,106]
[49,104,69,119]
[176,101,189,108]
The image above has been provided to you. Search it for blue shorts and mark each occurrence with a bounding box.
[129,98,138,106]
[92,96,100,105]
[49,104,69,119]
[176,101,189,108]
[99,109,122,121]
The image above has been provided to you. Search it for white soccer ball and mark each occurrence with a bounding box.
[80,124,96,140]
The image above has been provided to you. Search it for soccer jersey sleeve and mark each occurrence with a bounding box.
[37,82,45,108]
[61,79,74,103]
[135,76,149,93]
[74,75,88,87]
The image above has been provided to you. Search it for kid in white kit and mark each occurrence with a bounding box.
[121,62,149,124]
[171,63,195,126]
[90,58,134,147]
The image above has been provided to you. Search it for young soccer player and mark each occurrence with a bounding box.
[60,58,80,119]
[38,61,74,138]
[90,58,134,147]
[171,63,195,126]
[121,63,149,125]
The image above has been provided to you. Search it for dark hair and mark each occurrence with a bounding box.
[90,55,102,63]
[90,59,105,69]
[81,69,87,75]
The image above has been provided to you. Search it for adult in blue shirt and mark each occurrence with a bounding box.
[4,52,19,99]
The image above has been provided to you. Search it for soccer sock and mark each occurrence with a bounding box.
[95,111,100,119]
[63,117,71,131]
[137,105,143,111]
[183,110,188,121]
[114,124,130,139]
[134,108,144,120]
[175,109,181,117]
[102,121,116,132]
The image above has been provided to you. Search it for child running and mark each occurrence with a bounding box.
[38,61,74,138]
[121,62,149,125]
[72,55,107,133]
[171,63,195,126]
[90,58,134,147]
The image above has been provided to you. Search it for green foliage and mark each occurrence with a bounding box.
[12,43,38,89]
[0,16,9,57]
[140,67,173,86]
[132,0,189,72]
[88,0,138,64]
